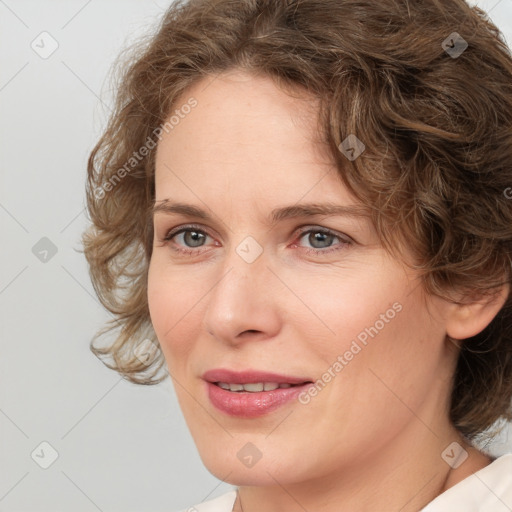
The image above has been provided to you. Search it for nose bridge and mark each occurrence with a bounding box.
[203,236,279,341]
[214,233,268,299]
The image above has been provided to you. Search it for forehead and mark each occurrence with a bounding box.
[158,70,324,159]
[154,69,356,203]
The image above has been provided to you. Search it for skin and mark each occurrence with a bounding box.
[147,69,509,512]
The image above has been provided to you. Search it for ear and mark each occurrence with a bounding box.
[445,282,510,341]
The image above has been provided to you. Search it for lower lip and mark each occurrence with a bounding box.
[205,381,313,418]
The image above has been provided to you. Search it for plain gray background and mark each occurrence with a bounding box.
[1,1,512,511]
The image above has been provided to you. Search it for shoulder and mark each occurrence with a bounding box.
[175,490,237,512]
[421,453,512,511]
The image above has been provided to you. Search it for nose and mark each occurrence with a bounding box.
[202,241,282,345]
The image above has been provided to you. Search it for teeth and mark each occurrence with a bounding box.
[216,382,296,392]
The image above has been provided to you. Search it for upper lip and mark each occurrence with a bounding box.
[202,368,313,385]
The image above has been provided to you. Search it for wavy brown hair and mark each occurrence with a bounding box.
[82,0,512,442]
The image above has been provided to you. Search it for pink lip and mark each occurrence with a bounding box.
[202,368,314,418]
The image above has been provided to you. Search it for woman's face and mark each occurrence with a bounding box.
[148,69,459,486]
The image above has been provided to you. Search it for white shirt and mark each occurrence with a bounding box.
[177,453,512,511]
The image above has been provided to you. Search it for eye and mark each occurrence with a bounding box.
[294,227,352,255]
[161,224,216,255]
[159,224,352,257]
[174,229,208,248]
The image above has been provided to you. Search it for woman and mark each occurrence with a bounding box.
[82,0,512,510]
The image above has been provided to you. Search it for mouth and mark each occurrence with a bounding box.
[202,369,315,417]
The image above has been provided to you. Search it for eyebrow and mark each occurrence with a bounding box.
[151,199,372,224]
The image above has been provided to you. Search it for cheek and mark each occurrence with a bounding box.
[147,259,206,363]
[147,260,171,338]
[324,292,445,426]
[279,262,403,355]
[288,266,440,398]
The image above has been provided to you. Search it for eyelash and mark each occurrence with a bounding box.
[160,223,352,257]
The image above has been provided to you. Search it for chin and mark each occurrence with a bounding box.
[204,460,284,486]
[197,441,305,487]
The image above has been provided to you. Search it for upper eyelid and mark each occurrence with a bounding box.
[295,227,353,246]
[164,223,214,240]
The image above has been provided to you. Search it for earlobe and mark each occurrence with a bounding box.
[445,283,511,341]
